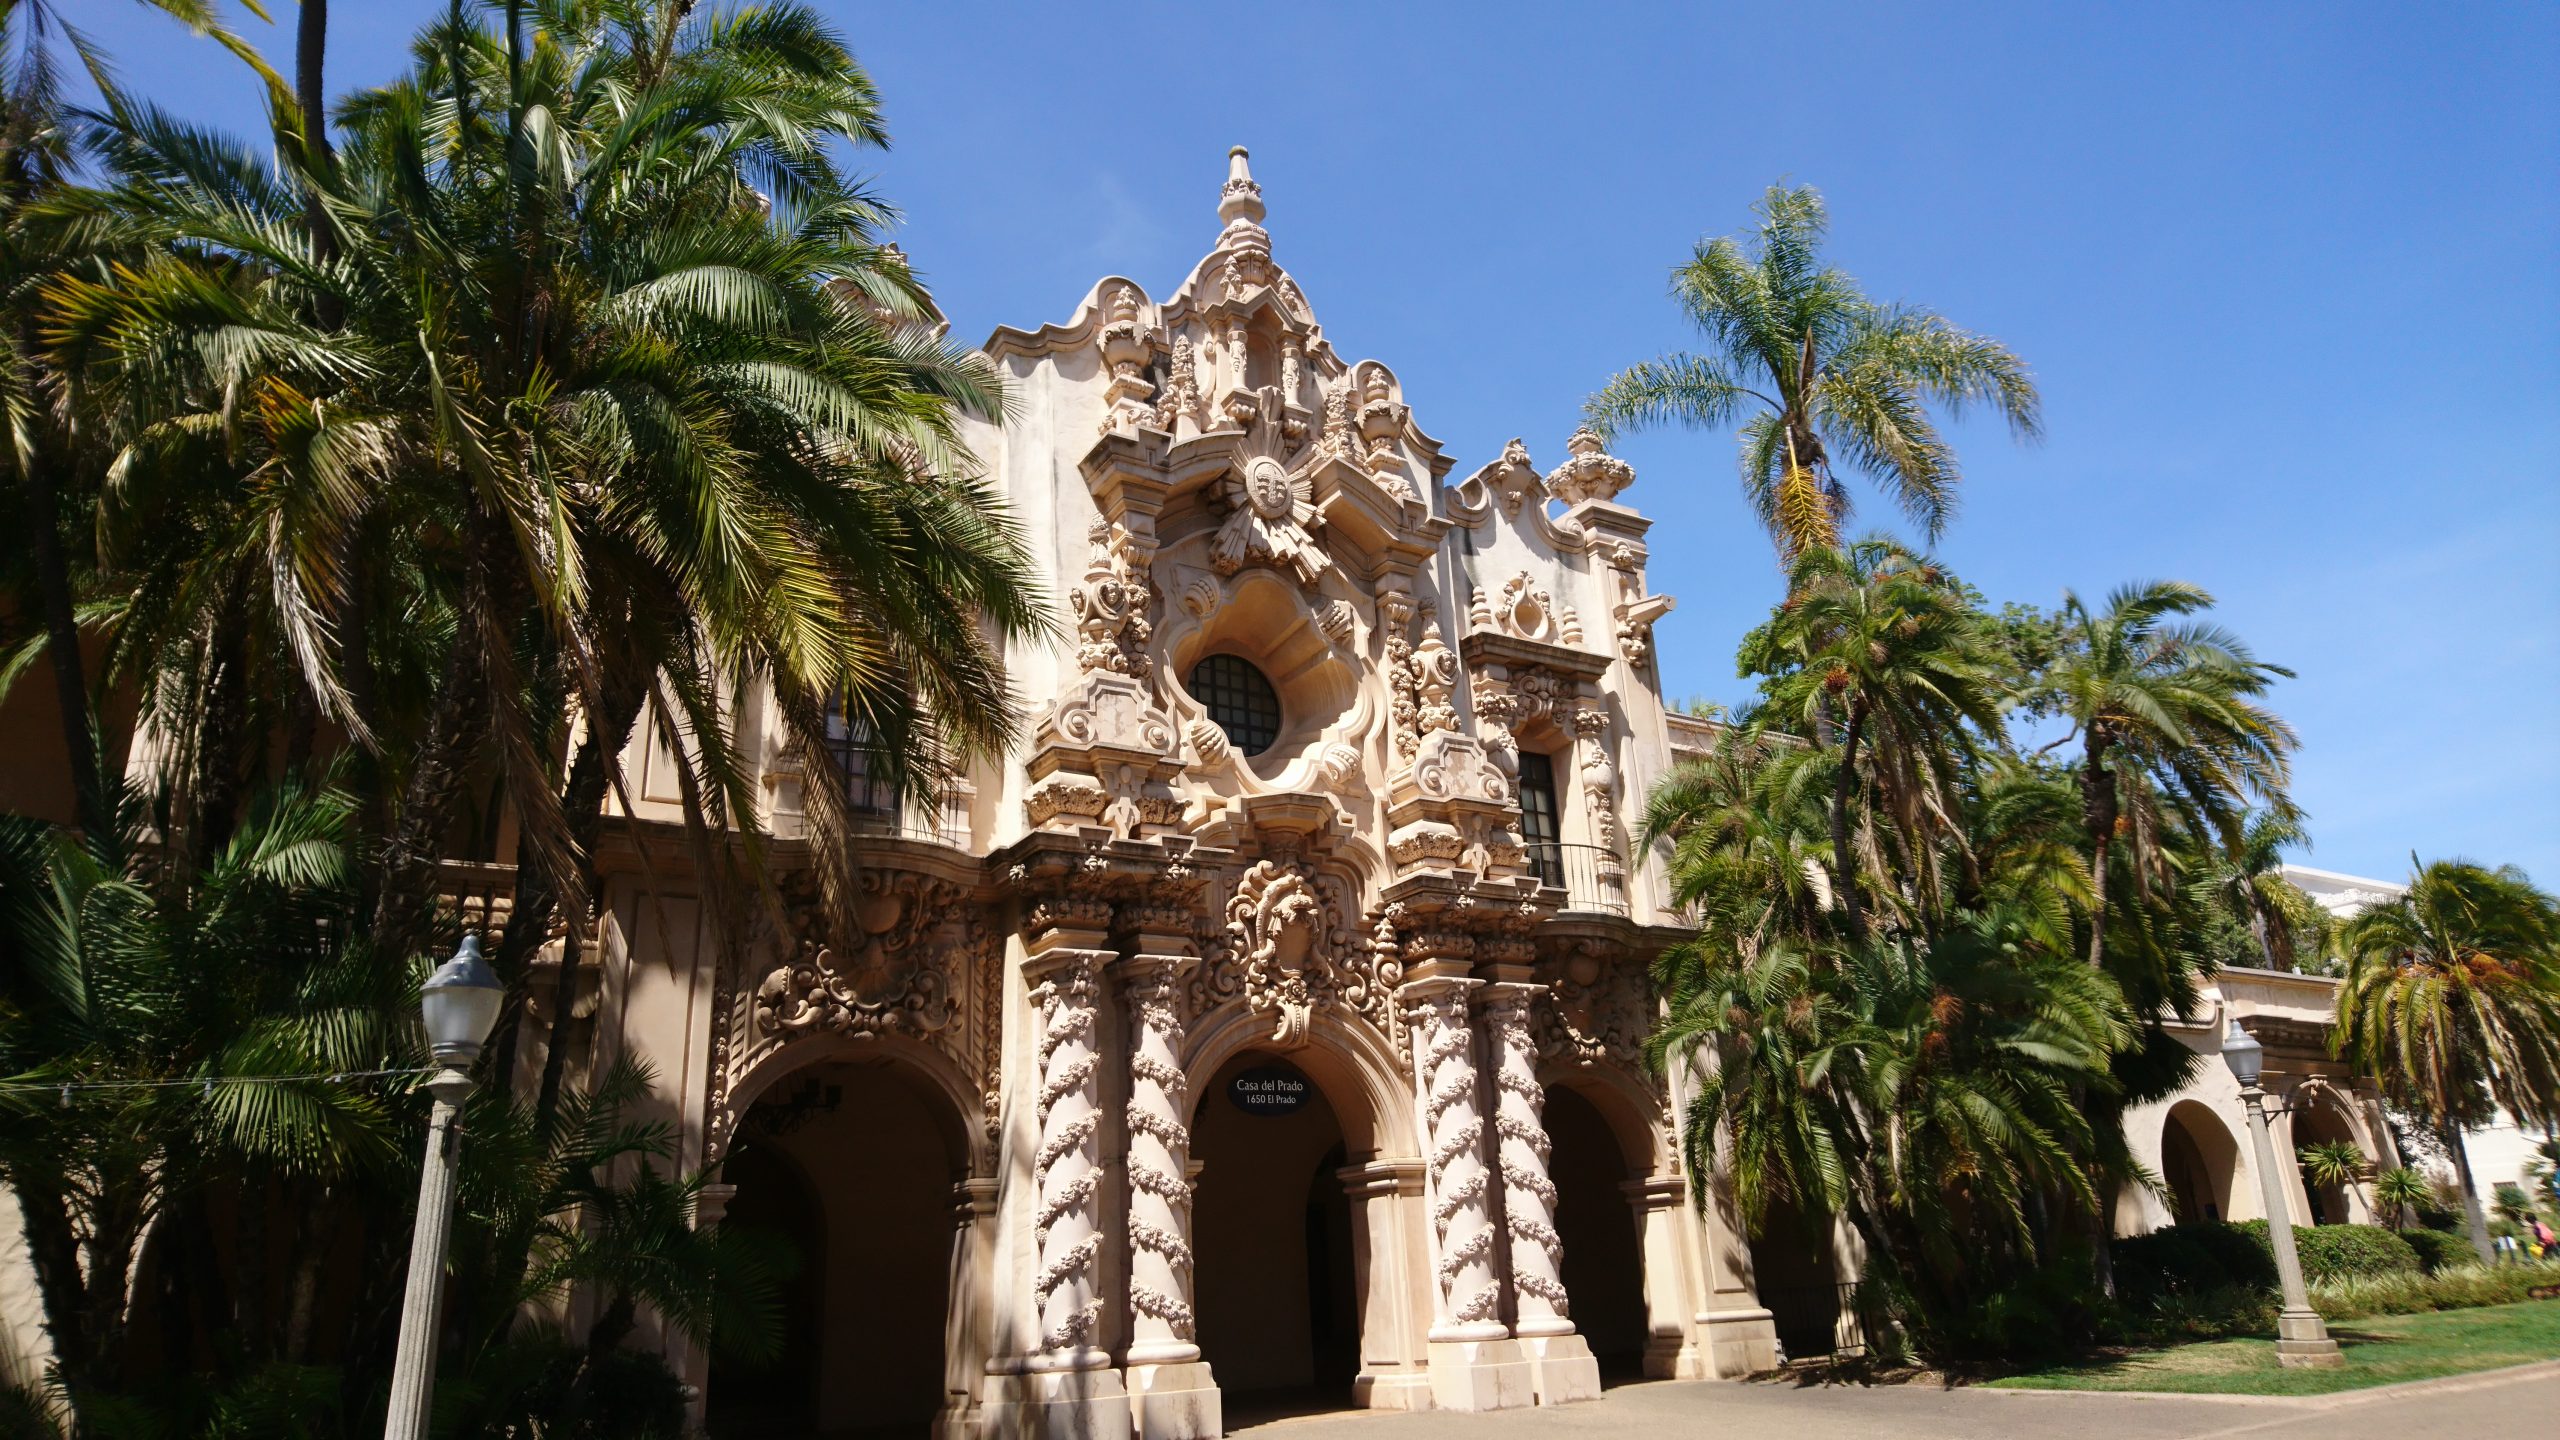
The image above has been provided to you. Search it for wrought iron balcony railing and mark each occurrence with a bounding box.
[1523,841,1630,917]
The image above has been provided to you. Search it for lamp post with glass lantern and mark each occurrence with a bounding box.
[2221,1018,2345,1369]
[385,935,506,1440]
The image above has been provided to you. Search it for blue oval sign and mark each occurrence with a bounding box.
[1228,1064,1312,1116]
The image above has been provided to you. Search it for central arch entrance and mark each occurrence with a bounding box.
[1192,1049,1362,1422]
[709,1054,968,1440]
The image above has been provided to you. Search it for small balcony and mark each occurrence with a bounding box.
[1524,841,1630,918]
[825,731,973,849]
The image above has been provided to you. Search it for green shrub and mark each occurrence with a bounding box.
[2311,1258,2560,1319]
[2133,1283,2277,1343]
[2233,1219,2420,1282]
[2402,1227,2476,1274]
[2113,1222,2278,1302]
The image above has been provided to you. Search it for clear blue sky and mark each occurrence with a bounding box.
[87,2,2560,885]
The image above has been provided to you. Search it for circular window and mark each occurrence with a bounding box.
[1189,654,1281,757]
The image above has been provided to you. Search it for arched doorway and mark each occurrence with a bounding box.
[1748,1198,1843,1363]
[709,1055,967,1440]
[1543,1083,1649,1380]
[1192,1050,1362,1420]
[2161,1100,2243,1225]
[2292,1094,2366,1225]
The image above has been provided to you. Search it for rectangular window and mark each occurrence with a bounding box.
[824,704,901,820]
[1519,751,1563,887]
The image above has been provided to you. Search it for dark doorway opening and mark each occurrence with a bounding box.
[1195,1051,1361,1425]
[1545,1085,1651,1380]
[1748,1198,1843,1364]
[708,1059,961,1440]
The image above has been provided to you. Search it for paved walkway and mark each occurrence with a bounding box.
[1226,1361,2560,1440]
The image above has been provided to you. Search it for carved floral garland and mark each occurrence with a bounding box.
[1487,993,1570,1316]
[1125,969,1199,1340]
[1412,986,1502,1326]
[1029,956,1106,1354]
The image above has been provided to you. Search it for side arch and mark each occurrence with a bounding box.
[2161,1099,2245,1225]
[1538,1060,1673,1178]
[715,1027,992,1177]
[1536,1064,1665,1377]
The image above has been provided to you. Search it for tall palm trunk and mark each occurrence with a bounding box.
[2443,1121,2496,1265]
[368,634,488,965]
[2081,728,2117,971]
[296,0,340,325]
[1827,695,1871,944]
[185,578,255,871]
[529,665,650,1135]
[14,402,110,841]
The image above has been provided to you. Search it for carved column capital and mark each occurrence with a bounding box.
[1023,945,1112,993]
[1115,951,1198,993]
[1621,1175,1688,1213]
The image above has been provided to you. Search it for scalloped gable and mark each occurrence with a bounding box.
[979,148,1452,485]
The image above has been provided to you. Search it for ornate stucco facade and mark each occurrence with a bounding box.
[0,150,2427,1435]
[566,150,1774,1438]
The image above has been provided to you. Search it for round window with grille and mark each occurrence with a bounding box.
[1189,654,1281,757]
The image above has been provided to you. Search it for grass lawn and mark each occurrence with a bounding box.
[1985,1298,2560,1396]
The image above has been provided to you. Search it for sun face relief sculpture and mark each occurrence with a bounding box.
[1210,405,1330,586]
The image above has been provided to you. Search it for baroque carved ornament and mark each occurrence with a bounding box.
[752,871,968,1040]
[1190,838,1400,1046]
[1211,396,1329,587]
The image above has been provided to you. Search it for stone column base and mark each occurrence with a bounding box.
[1125,1360,1220,1440]
[1695,1306,1779,1378]
[933,1396,979,1440]
[1424,1338,1536,1411]
[2275,1310,2345,1369]
[1352,1369,1436,1411]
[1517,1333,1602,1404]
[977,1368,1133,1440]
[1643,1329,1704,1380]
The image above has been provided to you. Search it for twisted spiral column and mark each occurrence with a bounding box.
[1121,954,1201,1364]
[1025,948,1110,1369]
[1483,983,1572,1337]
[1401,976,1508,1341]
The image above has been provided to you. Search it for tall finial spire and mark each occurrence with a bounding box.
[1218,145,1266,228]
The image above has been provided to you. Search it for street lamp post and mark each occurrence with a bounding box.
[2221,1018,2344,1370]
[385,935,506,1440]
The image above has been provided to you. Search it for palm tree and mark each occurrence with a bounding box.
[2334,859,2560,1263]
[0,0,277,844]
[2209,810,2327,972]
[1743,539,2006,941]
[2042,581,2297,972]
[2298,1139,2369,1223]
[0,776,403,1405]
[1639,723,1835,960]
[55,1,1050,1068]
[1585,182,2041,561]
[2371,1165,2431,1231]
[1650,904,2128,1330]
